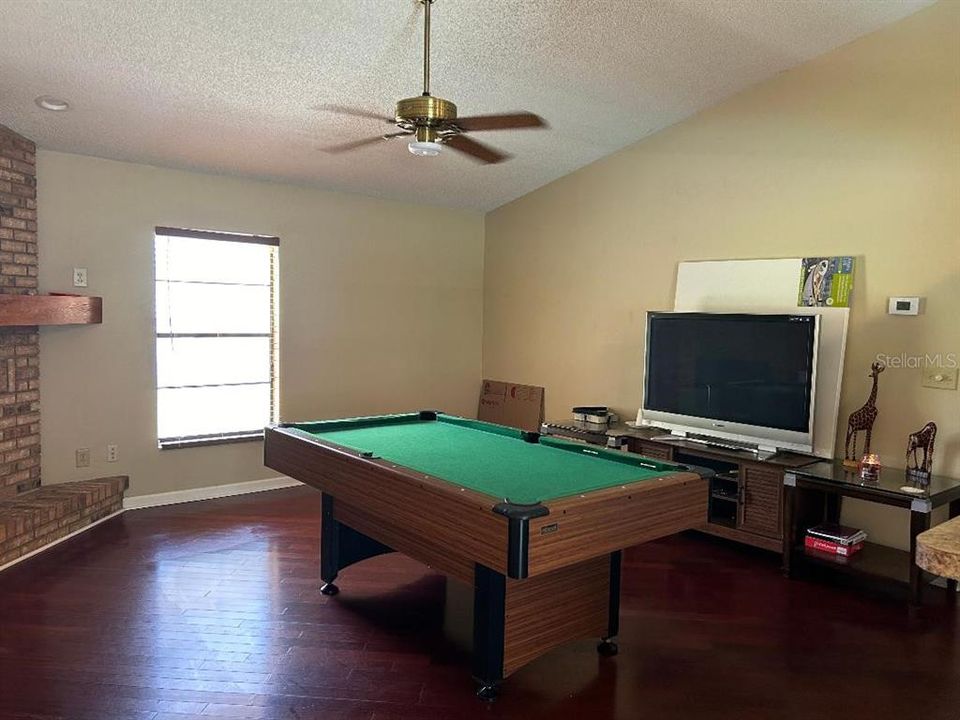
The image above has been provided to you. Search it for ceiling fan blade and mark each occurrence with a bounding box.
[321,132,409,154]
[315,104,395,123]
[453,113,547,132]
[444,134,510,164]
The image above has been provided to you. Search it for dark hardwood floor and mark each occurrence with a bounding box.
[0,486,957,720]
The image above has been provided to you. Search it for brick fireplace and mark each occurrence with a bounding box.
[0,124,40,501]
[0,123,126,568]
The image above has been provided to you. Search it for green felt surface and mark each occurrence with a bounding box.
[294,413,680,504]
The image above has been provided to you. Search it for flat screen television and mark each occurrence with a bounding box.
[638,312,820,454]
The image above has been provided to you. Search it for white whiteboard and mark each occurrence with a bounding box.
[674,259,848,459]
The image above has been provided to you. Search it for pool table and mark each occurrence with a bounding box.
[264,411,710,699]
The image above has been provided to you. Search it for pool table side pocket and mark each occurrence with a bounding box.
[526,473,709,576]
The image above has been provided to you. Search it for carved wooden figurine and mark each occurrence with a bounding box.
[844,362,885,468]
[906,422,937,477]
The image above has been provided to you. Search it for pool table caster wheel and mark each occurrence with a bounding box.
[320,582,339,596]
[597,639,619,657]
[476,684,499,702]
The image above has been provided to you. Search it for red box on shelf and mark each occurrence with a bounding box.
[804,535,864,557]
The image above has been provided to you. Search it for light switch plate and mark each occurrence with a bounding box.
[922,366,958,390]
[73,267,88,288]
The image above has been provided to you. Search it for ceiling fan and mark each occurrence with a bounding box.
[320,0,547,164]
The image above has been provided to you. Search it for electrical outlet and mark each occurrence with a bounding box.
[73,267,88,287]
[922,366,958,390]
[106,444,118,462]
[75,448,90,468]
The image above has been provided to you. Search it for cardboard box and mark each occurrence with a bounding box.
[477,379,545,433]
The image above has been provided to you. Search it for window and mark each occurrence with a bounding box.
[154,227,279,448]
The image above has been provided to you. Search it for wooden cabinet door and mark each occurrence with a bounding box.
[640,441,674,461]
[627,439,674,461]
[738,463,783,539]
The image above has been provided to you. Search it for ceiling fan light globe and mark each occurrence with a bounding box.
[408,141,443,158]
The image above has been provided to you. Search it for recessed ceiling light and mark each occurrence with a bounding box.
[35,96,70,112]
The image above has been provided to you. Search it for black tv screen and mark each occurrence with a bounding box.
[644,313,817,433]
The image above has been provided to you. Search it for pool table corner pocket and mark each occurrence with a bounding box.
[492,501,550,579]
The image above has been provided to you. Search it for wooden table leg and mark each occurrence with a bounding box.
[948,501,960,604]
[910,510,931,607]
[782,485,796,578]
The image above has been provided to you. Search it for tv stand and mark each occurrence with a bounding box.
[541,420,819,553]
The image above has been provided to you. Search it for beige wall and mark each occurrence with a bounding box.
[484,2,960,548]
[38,151,484,497]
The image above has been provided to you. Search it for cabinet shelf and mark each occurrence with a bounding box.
[711,492,739,502]
[0,295,102,326]
[796,541,911,585]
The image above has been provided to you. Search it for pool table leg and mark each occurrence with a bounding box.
[319,494,394,596]
[320,494,340,595]
[472,563,505,701]
[598,550,621,657]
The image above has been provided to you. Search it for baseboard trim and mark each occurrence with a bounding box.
[0,509,125,573]
[123,476,301,510]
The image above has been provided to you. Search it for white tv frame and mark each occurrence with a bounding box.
[637,312,820,456]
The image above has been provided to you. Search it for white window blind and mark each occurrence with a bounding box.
[154,227,279,448]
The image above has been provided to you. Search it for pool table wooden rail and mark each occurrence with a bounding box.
[530,475,708,576]
[264,424,510,582]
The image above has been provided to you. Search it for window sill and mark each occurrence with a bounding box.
[159,432,264,451]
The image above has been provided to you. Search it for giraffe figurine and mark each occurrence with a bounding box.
[843,362,885,468]
[906,422,937,477]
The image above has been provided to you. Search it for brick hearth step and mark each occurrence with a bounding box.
[0,476,128,567]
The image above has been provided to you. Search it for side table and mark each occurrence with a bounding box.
[783,460,960,605]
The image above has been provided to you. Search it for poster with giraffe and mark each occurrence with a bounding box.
[797,256,855,307]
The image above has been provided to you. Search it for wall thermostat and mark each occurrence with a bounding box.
[888,297,921,315]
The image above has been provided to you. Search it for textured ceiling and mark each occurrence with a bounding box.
[0,0,934,210]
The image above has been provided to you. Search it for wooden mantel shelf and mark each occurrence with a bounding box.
[0,295,102,327]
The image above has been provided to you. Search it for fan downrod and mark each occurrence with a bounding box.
[396,0,456,127]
